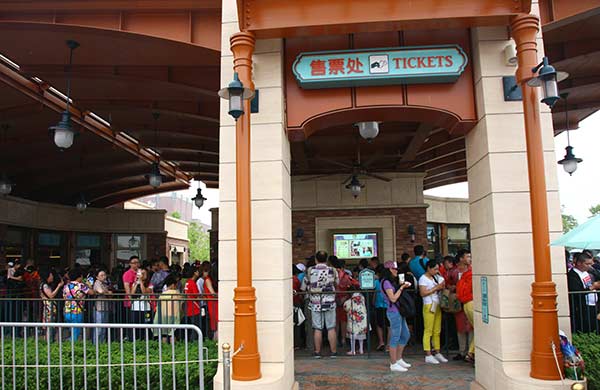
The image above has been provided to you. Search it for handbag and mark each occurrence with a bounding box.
[440,288,462,313]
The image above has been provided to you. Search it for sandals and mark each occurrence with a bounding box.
[464,353,475,364]
[376,344,386,352]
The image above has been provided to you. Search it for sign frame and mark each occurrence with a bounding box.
[292,44,468,89]
[359,268,376,290]
[481,276,489,324]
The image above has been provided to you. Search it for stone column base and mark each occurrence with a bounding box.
[213,352,296,390]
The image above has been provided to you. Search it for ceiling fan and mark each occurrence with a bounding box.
[299,140,392,192]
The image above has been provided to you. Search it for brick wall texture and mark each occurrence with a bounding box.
[292,207,427,262]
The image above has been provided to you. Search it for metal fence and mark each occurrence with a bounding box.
[0,293,217,341]
[293,288,463,356]
[568,291,600,334]
[0,322,214,390]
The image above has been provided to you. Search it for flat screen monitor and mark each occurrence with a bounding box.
[332,233,378,259]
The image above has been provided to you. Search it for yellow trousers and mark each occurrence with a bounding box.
[463,300,475,355]
[422,303,442,351]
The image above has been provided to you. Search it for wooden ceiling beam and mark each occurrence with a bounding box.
[398,123,435,169]
[0,59,191,184]
[91,181,190,208]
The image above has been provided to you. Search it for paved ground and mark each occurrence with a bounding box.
[295,349,475,390]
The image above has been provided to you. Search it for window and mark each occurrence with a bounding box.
[115,235,143,263]
[75,234,102,267]
[36,231,65,267]
[427,223,441,259]
[447,224,470,257]
[4,227,27,261]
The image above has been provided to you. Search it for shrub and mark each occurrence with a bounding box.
[572,333,600,389]
[1,338,218,390]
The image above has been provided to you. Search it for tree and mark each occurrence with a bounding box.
[170,211,181,219]
[188,222,210,261]
[589,204,600,218]
[562,213,578,233]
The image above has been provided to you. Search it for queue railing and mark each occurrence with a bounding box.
[0,322,214,390]
[568,290,600,334]
[0,293,217,342]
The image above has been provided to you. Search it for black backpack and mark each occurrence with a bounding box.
[381,279,416,319]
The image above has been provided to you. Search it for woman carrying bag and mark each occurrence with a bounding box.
[419,259,448,364]
[381,261,413,372]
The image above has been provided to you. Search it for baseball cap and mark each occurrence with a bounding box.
[296,263,306,272]
[383,261,398,269]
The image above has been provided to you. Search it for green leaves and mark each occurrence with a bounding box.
[1,338,217,390]
[573,333,600,389]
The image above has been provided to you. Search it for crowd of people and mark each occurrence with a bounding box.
[292,246,475,372]
[567,250,600,333]
[0,256,219,343]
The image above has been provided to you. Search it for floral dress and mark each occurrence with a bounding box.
[343,293,368,340]
[40,283,57,323]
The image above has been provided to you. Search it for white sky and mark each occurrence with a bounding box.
[173,111,599,227]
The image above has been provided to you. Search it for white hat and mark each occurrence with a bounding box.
[7,261,14,267]
[296,263,306,272]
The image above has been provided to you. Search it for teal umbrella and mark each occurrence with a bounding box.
[551,214,600,249]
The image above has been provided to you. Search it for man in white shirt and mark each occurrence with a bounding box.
[567,252,600,333]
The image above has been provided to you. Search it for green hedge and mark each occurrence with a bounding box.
[572,333,600,390]
[1,338,218,390]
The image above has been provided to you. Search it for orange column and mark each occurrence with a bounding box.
[510,14,563,380]
[230,31,262,381]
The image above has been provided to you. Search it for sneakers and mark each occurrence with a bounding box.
[313,352,321,359]
[396,359,411,368]
[330,352,338,359]
[390,362,408,372]
[434,353,448,363]
[425,355,440,364]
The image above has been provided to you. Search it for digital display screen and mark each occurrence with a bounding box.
[333,233,378,259]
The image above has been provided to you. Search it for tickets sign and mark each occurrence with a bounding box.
[292,45,468,89]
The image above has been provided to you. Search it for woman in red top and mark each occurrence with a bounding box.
[183,266,202,340]
[202,263,218,340]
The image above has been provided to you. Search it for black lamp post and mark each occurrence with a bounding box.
[345,175,364,198]
[218,72,254,120]
[526,56,569,108]
[557,93,582,175]
[49,40,80,150]
[75,193,88,212]
[0,173,13,196]
[146,162,163,188]
[192,187,207,209]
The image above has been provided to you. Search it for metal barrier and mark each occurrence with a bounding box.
[0,322,212,390]
[0,293,217,341]
[291,288,452,357]
[568,291,600,334]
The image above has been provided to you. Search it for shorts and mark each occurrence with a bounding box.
[311,309,336,330]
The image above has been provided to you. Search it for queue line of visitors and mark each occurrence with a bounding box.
[0,256,219,343]
[294,246,475,372]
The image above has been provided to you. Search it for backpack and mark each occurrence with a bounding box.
[381,279,416,319]
[456,270,473,304]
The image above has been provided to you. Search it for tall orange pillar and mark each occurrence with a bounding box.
[230,31,262,381]
[510,14,563,380]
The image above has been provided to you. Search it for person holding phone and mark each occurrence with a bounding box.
[381,261,412,372]
[419,259,448,364]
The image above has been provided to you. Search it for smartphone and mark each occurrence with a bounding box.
[399,273,405,284]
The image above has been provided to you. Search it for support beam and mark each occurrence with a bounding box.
[511,12,562,380]
[0,58,191,184]
[398,123,435,168]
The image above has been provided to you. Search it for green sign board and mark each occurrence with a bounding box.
[359,268,375,290]
[292,45,468,89]
[481,276,489,324]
